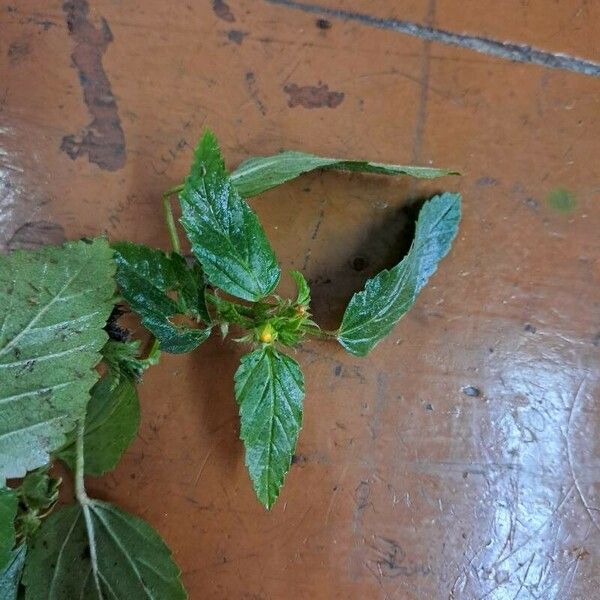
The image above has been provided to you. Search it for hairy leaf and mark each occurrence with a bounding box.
[234,346,304,509]
[0,488,17,570]
[231,150,459,197]
[179,130,280,302]
[57,374,140,476]
[0,238,115,481]
[0,544,26,600]
[338,193,461,356]
[113,242,210,353]
[22,501,186,599]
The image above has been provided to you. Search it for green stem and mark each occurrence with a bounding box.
[302,325,338,340]
[75,420,102,592]
[163,183,184,197]
[74,420,88,505]
[161,192,182,254]
[144,336,160,360]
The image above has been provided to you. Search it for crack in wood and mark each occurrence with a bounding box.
[266,0,600,77]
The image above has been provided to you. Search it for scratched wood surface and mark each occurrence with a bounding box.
[1,1,599,598]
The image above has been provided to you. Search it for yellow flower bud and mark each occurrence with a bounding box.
[258,323,276,344]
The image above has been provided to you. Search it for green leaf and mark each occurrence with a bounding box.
[57,374,140,476]
[0,238,116,482]
[22,500,186,599]
[234,346,304,509]
[113,242,211,353]
[0,544,26,600]
[338,193,461,356]
[0,488,18,569]
[231,150,459,197]
[179,130,280,302]
[290,271,310,307]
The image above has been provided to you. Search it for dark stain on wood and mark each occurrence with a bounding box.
[8,221,65,251]
[227,29,247,45]
[25,16,58,30]
[462,385,481,398]
[283,83,345,109]
[316,18,332,29]
[213,0,235,22]
[476,176,499,187]
[60,0,126,171]
[7,40,30,65]
[245,71,267,116]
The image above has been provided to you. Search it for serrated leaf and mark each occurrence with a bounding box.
[22,500,186,599]
[179,130,280,302]
[0,488,18,570]
[338,193,461,356]
[113,242,211,353]
[57,374,140,476]
[0,544,26,600]
[290,271,310,306]
[0,238,116,482]
[234,346,304,509]
[231,150,459,197]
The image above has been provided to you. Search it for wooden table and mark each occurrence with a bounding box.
[2,1,599,597]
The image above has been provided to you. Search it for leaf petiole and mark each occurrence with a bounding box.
[75,419,103,593]
[301,324,338,340]
[74,421,88,506]
[143,336,160,362]
[163,183,184,197]
[161,191,182,254]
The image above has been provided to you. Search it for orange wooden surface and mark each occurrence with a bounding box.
[1,1,599,598]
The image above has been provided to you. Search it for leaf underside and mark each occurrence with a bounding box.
[0,544,26,600]
[113,242,210,353]
[234,346,304,509]
[57,374,140,476]
[22,501,186,600]
[0,488,18,570]
[0,239,116,482]
[179,131,281,302]
[231,150,459,198]
[338,193,462,356]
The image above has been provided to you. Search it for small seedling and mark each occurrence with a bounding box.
[0,131,461,597]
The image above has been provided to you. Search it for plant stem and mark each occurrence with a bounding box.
[163,183,184,197]
[75,420,102,593]
[162,192,182,254]
[74,420,88,505]
[302,325,338,340]
[144,336,160,360]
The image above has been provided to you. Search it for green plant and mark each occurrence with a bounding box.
[0,130,461,597]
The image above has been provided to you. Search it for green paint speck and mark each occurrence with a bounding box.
[546,188,576,212]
